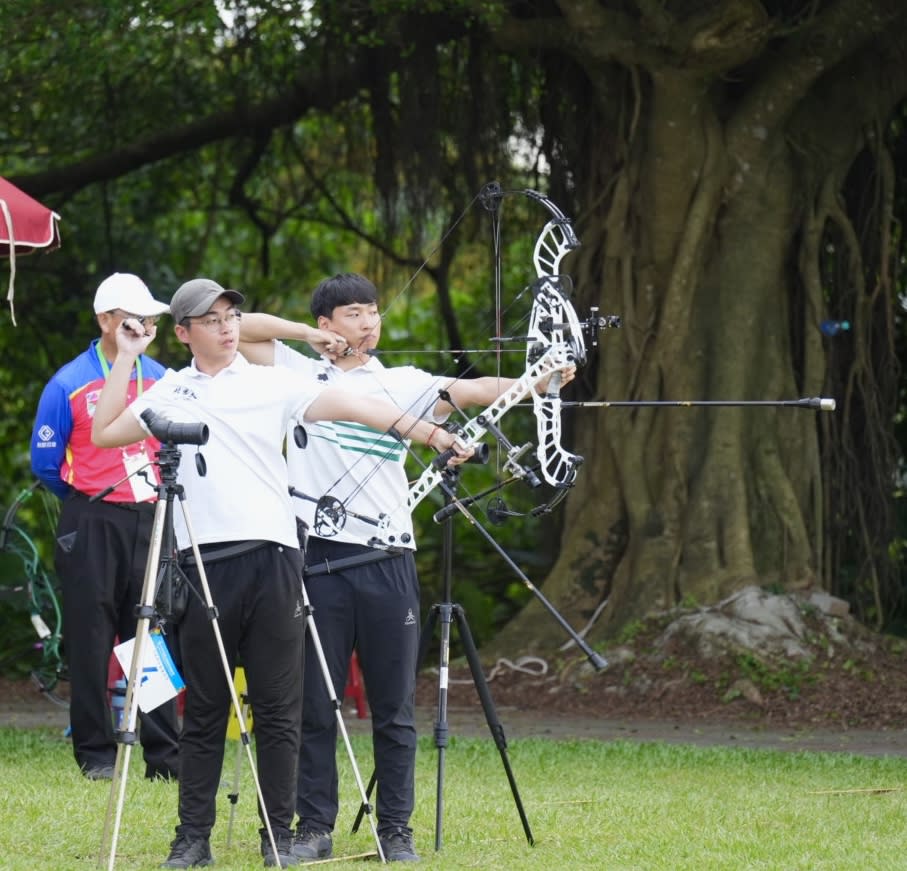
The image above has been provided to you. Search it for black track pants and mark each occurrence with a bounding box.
[297,538,419,835]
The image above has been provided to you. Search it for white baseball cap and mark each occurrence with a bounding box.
[93,273,170,317]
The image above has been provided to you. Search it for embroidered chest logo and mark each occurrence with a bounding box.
[171,385,199,400]
[404,609,417,626]
[86,388,101,418]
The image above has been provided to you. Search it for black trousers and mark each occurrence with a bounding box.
[298,538,420,835]
[175,542,304,840]
[54,493,179,777]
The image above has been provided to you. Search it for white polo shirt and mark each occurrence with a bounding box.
[273,341,448,549]
[129,353,317,550]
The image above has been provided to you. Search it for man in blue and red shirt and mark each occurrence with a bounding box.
[30,272,179,781]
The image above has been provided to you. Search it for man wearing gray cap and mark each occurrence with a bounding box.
[30,273,180,782]
[91,277,472,869]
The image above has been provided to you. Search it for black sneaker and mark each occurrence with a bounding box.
[160,834,214,868]
[261,831,300,868]
[292,826,332,861]
[379,828,419,862]
[83,764,115,781]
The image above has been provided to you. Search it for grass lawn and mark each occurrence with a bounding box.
[0,727,904,869]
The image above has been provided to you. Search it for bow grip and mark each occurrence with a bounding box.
[431,441,490,470]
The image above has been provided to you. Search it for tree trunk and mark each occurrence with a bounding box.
[493,14,907,655]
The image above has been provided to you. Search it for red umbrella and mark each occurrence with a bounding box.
[0,176,62,325]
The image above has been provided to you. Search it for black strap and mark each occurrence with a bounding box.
[304,547,404,577]
[179,539,270,567]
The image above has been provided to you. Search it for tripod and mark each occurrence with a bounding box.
[98,436,284,871]
[421,466,533,850]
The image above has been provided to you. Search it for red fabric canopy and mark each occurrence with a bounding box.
[0,176,62,324]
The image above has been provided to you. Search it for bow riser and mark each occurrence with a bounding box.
[405,343,573,514]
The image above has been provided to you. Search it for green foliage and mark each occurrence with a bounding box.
[616,618,646,644]
[735,653,816,701]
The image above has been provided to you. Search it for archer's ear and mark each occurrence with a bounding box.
[173,323,191,347]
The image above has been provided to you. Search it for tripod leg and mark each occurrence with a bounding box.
[452,604,534,846]
[432,603,454,851]
[225,684,250,849]
[99,498,168,871]
[351,604,440,836]
[301,581,385,862]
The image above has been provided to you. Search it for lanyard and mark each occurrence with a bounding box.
[95,341,144,395]
[93,342,157,502]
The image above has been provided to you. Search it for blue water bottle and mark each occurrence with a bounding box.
[820,319,850,336]
[111,676,127,730]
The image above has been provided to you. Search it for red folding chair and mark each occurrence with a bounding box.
[344,651,368,719]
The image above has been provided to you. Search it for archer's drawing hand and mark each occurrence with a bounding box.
[307,328,350,361]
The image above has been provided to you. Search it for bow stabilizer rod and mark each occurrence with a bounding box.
[557,397,836,411]
[433,468,608,673]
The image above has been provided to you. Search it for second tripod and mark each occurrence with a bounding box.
[420,467,533,850]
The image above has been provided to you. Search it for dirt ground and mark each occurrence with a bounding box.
[4,588,905,755]
[4,632,907,757]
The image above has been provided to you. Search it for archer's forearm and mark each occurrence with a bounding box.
[438,375,519,412]
[91,354,145,447]
[240,312,320,344]
[305,390,437,445]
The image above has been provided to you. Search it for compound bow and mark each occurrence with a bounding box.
[403,182,618,520]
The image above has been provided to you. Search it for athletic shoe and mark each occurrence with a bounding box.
[262,831,300,867]
[160,834,214,868]
[83,764,115,781]
[291,826,332,861]
[379,828,419,862]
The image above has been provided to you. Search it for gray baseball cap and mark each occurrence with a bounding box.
[170,278,244,323]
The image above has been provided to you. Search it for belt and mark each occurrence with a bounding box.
[304,547,404,577]
[70,490,155,513]
[179,539,271,567]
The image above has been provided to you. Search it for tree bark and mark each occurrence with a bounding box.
[491,4,907,656]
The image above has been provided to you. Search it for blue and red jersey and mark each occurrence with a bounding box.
[31,340,166,501]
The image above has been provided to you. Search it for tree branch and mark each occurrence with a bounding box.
[9,58,373,198]
[726,0,907,166]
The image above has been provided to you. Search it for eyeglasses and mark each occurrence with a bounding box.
[109,309,160,327]
[182,310,242,332]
